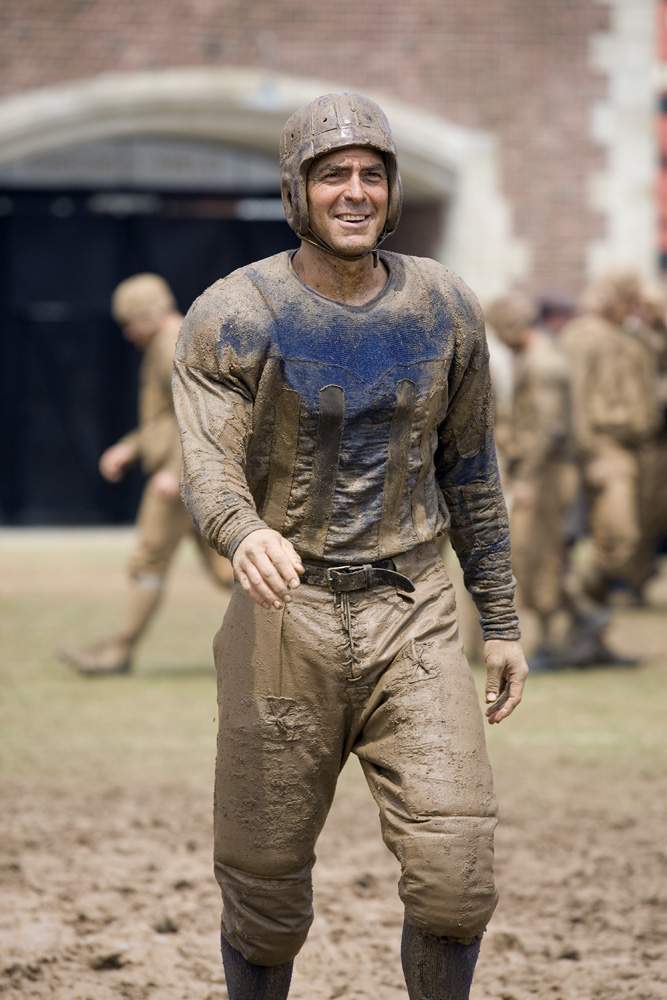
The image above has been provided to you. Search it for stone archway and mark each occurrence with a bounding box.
[0,68,527,297]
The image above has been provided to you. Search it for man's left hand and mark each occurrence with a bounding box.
[151,470,180,499]
[483,639,529,725]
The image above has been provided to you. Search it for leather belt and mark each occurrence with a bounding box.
[301,559,415,594]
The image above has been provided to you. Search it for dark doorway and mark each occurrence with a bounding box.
[0,189,297,525]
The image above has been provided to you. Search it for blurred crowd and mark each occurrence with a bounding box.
[485,270,667,670]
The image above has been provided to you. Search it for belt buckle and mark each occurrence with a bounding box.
[326,564,370,592]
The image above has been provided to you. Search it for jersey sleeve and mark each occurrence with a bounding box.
[435,281,521,641]
[115,427,141,462]
[172,275,270,559]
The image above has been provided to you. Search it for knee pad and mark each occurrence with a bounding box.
[397,816,498,943]
[130,572,164,589]
[216,859,314,965]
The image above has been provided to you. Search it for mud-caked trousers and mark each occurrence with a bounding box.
[128,481,233,587]
[576,442,642,599]
[510,460,571,620]
[213,541,498,966]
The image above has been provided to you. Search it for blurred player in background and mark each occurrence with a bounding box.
[59,274,232,676]
[624,280,667,601]
[486,294,575,669]
[560,270,661,665]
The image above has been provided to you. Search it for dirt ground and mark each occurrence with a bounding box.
[1,530,666,1000]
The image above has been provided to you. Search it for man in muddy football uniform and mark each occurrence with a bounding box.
[60,274,232,676]
[561,271,660,663]
[625,281,667,599]
[486,293,575,668]
[173,93,528,1000]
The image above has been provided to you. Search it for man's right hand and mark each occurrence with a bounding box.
[99,442,135,483]
[232,529,304,610]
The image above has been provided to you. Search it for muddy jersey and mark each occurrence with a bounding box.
[562,314,660,454]
[119,322,182,476]
[173,250,519,639]
[506,331,572,482]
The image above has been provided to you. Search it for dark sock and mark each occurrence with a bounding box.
[220,933,293,1000]
[401,918,481,1000]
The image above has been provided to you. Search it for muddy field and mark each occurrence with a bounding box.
[1,531,666,999]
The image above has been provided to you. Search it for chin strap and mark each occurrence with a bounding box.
[301,228,384,266]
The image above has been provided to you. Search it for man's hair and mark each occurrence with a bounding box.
[580,269,643,323]
[485,293,537,347]
[111,274,176,323]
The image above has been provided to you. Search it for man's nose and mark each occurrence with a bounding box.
[343,170,365,202]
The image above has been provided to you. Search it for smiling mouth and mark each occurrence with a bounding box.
[335,213,371,225]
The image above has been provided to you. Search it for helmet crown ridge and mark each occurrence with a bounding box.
[279,92,403,254]
[280,94,393,164]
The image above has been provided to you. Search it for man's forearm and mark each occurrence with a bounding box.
[116,428,141,460]
[173,360,268,558]
[444,474,520,642]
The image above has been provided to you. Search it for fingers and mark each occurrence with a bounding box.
[484,683,509,716]
[233,530,304,610]
[251,550,294,604]
[282,537,305,573]
[99,453,125,482]
[486,676,524,725]
[274,538,304,588]
[237,558,284,610]
[483,640,529,725]
[485,652,506,703]
[102,463,122,483]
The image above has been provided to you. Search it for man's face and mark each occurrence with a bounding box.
[306,146,389,258]
[117,306,163,348]
[508,326,532,354]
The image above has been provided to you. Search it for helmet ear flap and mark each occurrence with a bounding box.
[295,160,311,238]
[382,155,403,240]
[282,161,311,240]
[280,173,298,233]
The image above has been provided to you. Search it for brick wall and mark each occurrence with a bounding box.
[1,0,613,297]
